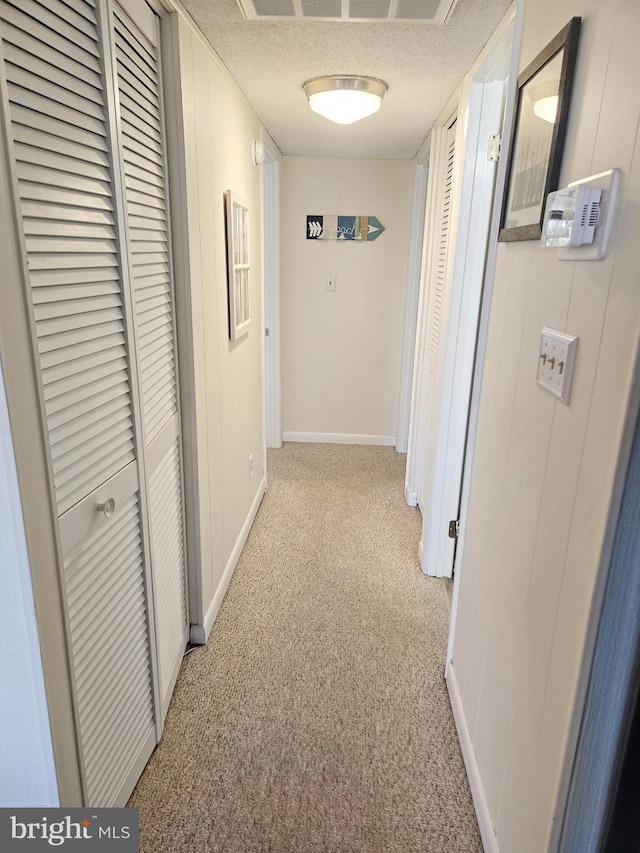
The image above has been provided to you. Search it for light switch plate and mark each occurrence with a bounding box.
[537,327,578,404]
[325,274,336,292]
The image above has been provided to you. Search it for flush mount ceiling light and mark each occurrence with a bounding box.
[303,76,388,125]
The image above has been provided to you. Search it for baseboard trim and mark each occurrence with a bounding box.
[405,486,418,507]
[190,476,266,645]
[446,662,499,853]
[282,431,396,446]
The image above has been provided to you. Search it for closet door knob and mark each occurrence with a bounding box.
[97,497,116,518]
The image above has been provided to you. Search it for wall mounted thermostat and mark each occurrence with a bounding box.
[540,169,620,260]
[541,185,602,248]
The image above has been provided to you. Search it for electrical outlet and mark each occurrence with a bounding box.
[248,453,253,481]
[325,274,336,292]
[537,327,578,404]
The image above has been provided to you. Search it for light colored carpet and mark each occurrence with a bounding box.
[129,443,482,852]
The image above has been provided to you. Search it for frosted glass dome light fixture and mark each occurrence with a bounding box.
[303,76,388,125]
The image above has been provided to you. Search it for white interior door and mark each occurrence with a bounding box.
[418,119,457,514]
[0,0,157,805]
[112,0,188,722]
[421,79,507,578]
[0,0,188,803]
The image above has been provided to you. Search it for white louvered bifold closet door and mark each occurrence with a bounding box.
[113,0,188,721]
[418,119,457,506]
[0,0,157,806]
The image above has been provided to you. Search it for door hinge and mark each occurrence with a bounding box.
[448,519,460,539]
[265,328,270,336]
[487,133,502,162]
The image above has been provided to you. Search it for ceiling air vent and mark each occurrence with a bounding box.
[236,0,458,23]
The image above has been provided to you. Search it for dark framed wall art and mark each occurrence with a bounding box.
[498,17,582,242]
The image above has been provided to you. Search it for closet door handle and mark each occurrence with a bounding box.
[97,497,116,519]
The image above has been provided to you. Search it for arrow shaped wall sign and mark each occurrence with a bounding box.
[306,215,385,241]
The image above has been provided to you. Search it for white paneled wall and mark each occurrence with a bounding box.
[449,1,640,850]
[170,19,266,640]
[281,157,412,444]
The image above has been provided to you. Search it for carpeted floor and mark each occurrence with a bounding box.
[129,443,482,852]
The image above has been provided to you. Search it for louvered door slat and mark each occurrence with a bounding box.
[24,209,115,232]
[50,397,130,453]
[16,146,110,183]
[42,340,124,383]
[3,0,100,63]
[37,308,123,341]
[4,45,104,103]
[18,185,114,214]
[116,58,157,105]
[128,215,166,233]
[66,506,141,605]
[11,107,108,155]
[2,24,102,89]
[115,42,156,94]
[55,443,135,510]
[127,200,165,221]
[122,131,163,167]
[64,490,154,806]
[52,407,131,465]
[9,86,107,134]
[72,560,145,657]
[140,338,173,370]
[118,76,158,121]
[5,54,103,106]
[39,330,124,366]
[136,280,170,303]
[32,281,121,305]
[5,0,99,51]
[35,293,122,322]
[57,0,96,24]
[77,624,148,716]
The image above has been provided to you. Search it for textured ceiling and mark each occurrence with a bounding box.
[178,0,512,159]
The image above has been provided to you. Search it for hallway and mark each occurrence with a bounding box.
[129,443,481,852]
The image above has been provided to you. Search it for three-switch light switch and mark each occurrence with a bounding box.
[537,327,578,405]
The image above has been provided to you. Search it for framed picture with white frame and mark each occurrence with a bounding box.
[225,190,251,340]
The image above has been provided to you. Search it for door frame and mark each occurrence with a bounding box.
[396,152,430,457]
[262,136,282,453]
[404,4,518,580]
[422,76,509,578]
[446,1,523,652]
